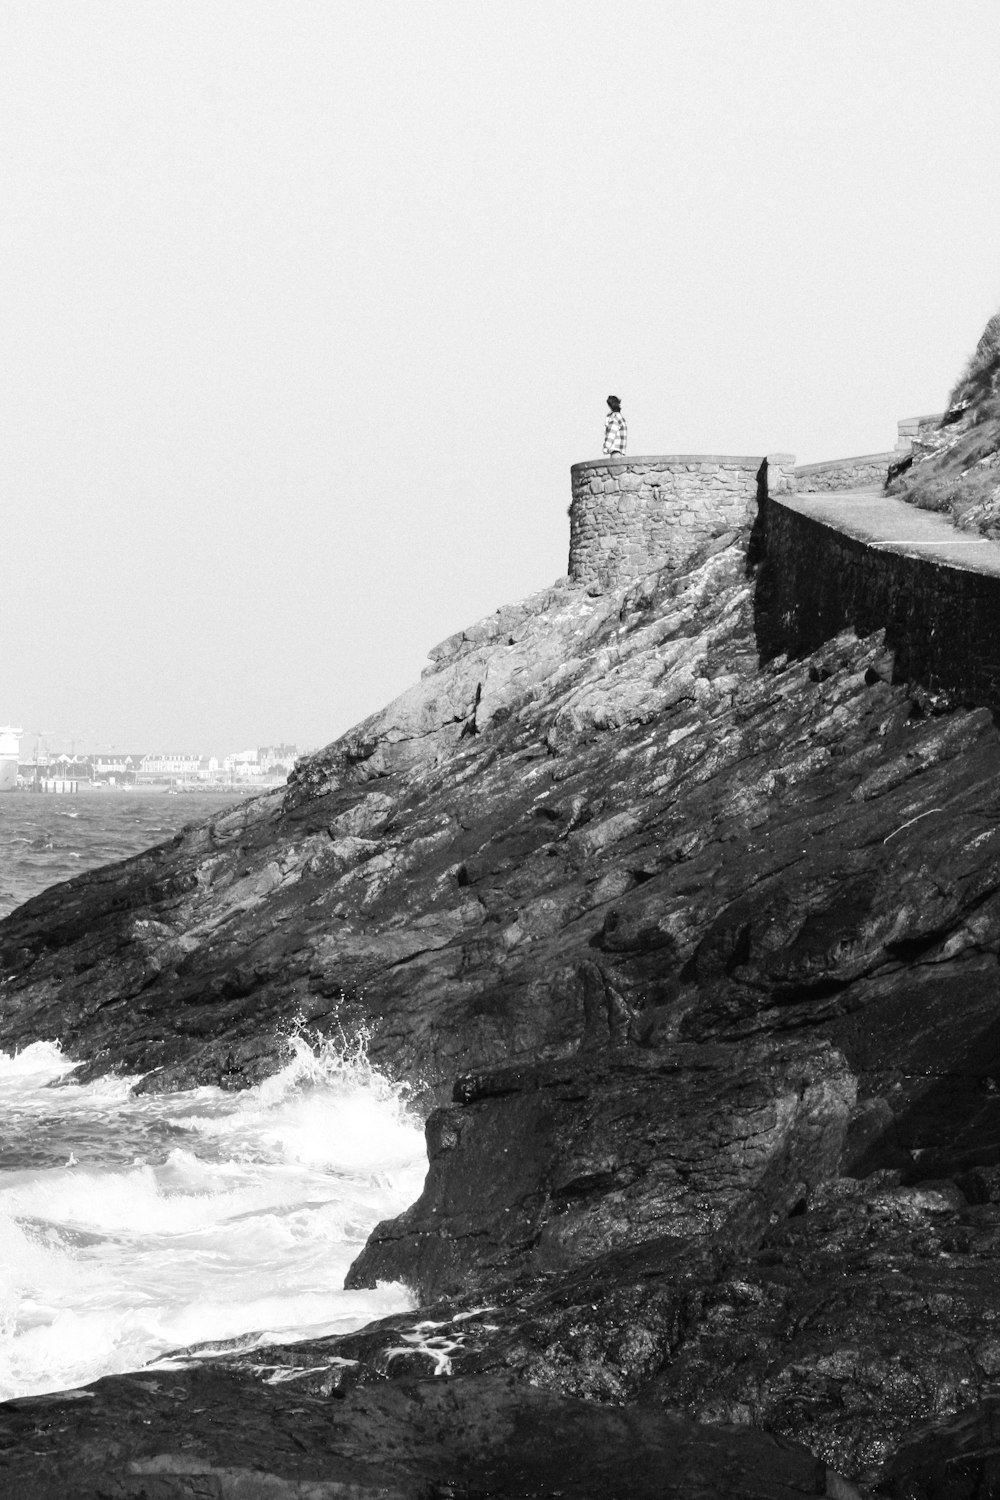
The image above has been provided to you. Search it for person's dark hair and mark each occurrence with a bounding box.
[607,395,621,412]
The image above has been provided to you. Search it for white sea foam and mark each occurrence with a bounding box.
[0,1034,427,1400]
[0,1038,81,1085]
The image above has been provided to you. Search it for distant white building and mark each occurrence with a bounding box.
[218,746,297,785]
[259,743,299,775]
[0,726,22,792]
[223,750,262,782]
[140,753,202,780]
[91,752,144,783]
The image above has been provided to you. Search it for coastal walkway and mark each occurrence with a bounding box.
[762,486,1000,713]
[783,488,1000,576]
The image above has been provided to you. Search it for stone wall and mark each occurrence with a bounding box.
[568,454,796,591]
[792,453,897,492]
[756,496,1000,710]
[896,412,945,456]
[791,416,947,492]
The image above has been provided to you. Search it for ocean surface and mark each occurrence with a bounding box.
[0,792,426,1401]
[0,788,247,921]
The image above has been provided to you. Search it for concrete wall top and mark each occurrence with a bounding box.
[897,412,945,431]
[794,451,897,474]
[758,491,1000,712]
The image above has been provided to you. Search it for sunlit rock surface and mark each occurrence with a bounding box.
[4,530,1000,1495]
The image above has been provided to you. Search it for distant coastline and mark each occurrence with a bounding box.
[1,737,303,794]
[12,777,286,797]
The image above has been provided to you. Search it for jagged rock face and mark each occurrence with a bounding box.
[890,308,1000,532]
[1,550,767,1091]
[4,539,1000,1114]
[6,534,1000,1493]
[348,1040,855,1301]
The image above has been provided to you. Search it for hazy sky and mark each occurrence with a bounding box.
[2,1,998,754]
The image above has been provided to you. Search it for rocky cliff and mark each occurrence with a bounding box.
[4,521,1000,1496]
[890,308,1000,535]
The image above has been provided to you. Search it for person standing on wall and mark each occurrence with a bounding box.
[603,394,627,457]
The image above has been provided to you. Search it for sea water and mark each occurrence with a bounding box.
[0,1037,426,1401]
[0,789,248,920]
[0,795,427,1401]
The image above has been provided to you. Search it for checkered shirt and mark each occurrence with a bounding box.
[603,411,627,455]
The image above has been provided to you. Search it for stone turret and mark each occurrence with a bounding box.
[568,453,796,591]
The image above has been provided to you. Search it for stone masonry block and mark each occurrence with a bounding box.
[569,455,768,586]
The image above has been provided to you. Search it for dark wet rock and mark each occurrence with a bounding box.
[0,1364,857,1499]
[6,530,1000,1491]
[347,1039,854,1302]
[633,1172,1000,1484]
[878,1397,1000,1497]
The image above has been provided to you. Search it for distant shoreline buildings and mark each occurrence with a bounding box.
[0,728,305,792]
